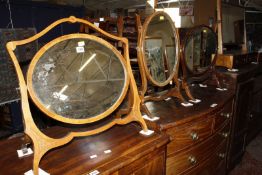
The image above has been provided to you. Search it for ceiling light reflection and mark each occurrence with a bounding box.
[78,53,97,72]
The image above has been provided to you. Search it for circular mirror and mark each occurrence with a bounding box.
[184,26,217,74]
[27,34,128,124]
[142,11,179,86]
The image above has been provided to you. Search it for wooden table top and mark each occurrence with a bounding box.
[216,64,262,83]
[145,85,235,130]
[0,124,169,175]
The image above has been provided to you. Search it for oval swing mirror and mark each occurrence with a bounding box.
[183,25,217,75]
[27,34,128,124]
[142,11,179,86]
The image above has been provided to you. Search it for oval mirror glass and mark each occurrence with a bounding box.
[184,26,217,74]
[143,12,178,86]
[28,36,127,121]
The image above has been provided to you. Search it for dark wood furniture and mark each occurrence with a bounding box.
[144,85,234,175]
[216,51,261,69]
[80,17,119,37]
[0,124,169,175]
[216,62,262,171]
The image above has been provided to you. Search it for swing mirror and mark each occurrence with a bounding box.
[184,26,217,75]
[7,16,151,175]
[27,36,128,123]
[142,12,179,86]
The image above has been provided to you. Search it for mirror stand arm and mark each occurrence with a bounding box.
[114,91,133,118]
[182,79,196,101]
[143,86,185,103]
[203,67,222,88]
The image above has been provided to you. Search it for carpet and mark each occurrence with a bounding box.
[230,132,262,175]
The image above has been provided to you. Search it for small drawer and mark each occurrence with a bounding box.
[184,141,227,175]
[166,122,230,175]
[213,121,231,147]
[166,119,213,155]
[214,101,233,131]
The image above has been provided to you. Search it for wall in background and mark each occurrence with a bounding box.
[0,0,84,133]
[222,4,244,43]
[194,0,216,26]
[0,0,85,44]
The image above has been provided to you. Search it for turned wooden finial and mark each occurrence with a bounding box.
[6,42,16,51]
[69,16,77,23]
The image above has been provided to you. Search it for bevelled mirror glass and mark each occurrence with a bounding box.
[184,26,217,74]
[143,12,178,86]
[27,36,127,121]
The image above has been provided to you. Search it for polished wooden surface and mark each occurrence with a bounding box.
[143,85,234,175]
[217,63,262,171]
[166,118,213,155]
[216,52,260,69]
[247,73,262,143]
[145,85,234,129]
[0,124,169,175]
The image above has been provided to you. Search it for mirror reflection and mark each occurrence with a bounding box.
[31,38,126,119]
[185,26,217,73]
[144,14,177,83]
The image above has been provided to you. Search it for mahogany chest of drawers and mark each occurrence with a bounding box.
[0,124,169,175]
[145,86,234,175]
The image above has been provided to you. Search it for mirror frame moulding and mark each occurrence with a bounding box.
[140,12,180,87]
[181,25,218,77]
[136,11,185,119]
[180,24,221,100]
[6,16,150,175]
[27,34,129,124]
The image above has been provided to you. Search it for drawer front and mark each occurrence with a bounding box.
[119,146,166,175]
[166,122,230,175]
[214,101,233,131]
[167,119,213,155]
[184,140,227,175]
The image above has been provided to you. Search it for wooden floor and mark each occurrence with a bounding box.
[229,131,262,175]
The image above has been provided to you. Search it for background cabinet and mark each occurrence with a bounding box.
[247,74,262,143]
[218,62,262,171]
[228,78,254,169]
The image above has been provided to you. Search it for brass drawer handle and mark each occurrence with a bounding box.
[188,156,197,165]
[220,113,231,118]
[190,132,199,140]
[218,153,226,159]
[225,113,231,118]
[220,132,230,138]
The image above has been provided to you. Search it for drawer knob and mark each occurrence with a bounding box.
[190,132,199,140]
[225,113,231,118]
[188,156,197,165]
[218,153,226,159]
[220,113,231,118]
[220,132,229,138]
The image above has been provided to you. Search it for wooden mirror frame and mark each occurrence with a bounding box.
[27,34,129,124]
[6,16,150,175]
[180,25,221,100]
[136,11,184,119]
